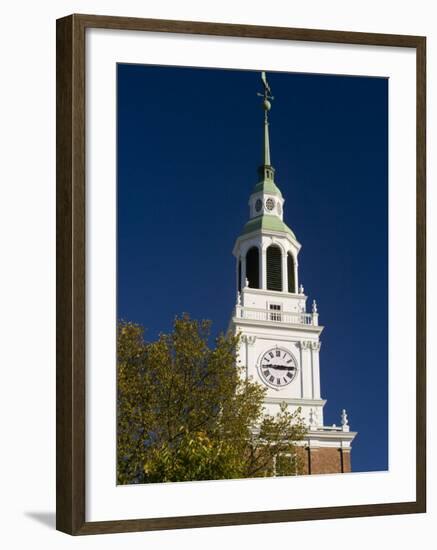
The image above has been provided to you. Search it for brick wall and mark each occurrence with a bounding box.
[340,448,351,472]
[296,447,352,475]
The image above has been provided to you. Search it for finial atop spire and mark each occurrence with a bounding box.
[258,72,274,171]
[261,71,273,114]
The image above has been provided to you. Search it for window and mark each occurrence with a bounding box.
[266,245,282,291]
[269,303,282,321]
[246,247,259,288]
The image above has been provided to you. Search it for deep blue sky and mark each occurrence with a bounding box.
[117,64,388,474]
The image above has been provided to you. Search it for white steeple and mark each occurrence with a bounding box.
[228,72,357,474]
[233,71,300,295]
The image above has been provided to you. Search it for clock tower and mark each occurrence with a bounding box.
[229,73,357,475]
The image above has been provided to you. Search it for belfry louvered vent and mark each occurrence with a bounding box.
[246,247,259,289]
[287,252,295,293]
[267,245,282,291]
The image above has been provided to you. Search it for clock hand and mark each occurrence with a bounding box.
[266,364,295,371]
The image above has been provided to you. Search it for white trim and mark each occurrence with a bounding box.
[264,397,327,407]
[233,228,301,256]
[240,286,306,299]
[232,316,324,334]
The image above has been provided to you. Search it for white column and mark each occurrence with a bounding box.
[245,337,249,380]
[300,341,312,398]
[261,246,267,290]
[299,341,304,398]
[241,335,256,380]
[241,254,246,290]
[239,335,248,380]
[258,246,264,289]
[294,261,299,293]
[282,248,288,292]
[311,342,321,399]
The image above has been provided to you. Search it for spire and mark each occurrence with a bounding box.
[254,72,281,197]
[264,104,271,166]
[259,71,274,171]
[238,72,298,242]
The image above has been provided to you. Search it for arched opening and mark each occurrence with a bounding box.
[238,259,242,292]
[287,252,296,293]
[266,245,282,291]
[245,247,259,289]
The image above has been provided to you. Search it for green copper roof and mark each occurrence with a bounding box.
[241,214,296,239]
[252,178,282,197]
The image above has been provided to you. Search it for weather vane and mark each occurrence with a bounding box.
[258,71,274,120]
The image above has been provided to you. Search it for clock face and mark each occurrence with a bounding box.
[255,198,262,212]
[259,347,298,389]
[265,198,275,211]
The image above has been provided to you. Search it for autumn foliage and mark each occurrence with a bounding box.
[117,315,306,484]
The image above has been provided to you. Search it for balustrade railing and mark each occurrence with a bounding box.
[234,306,317,326]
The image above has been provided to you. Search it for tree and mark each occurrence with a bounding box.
[117,315,306,484]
